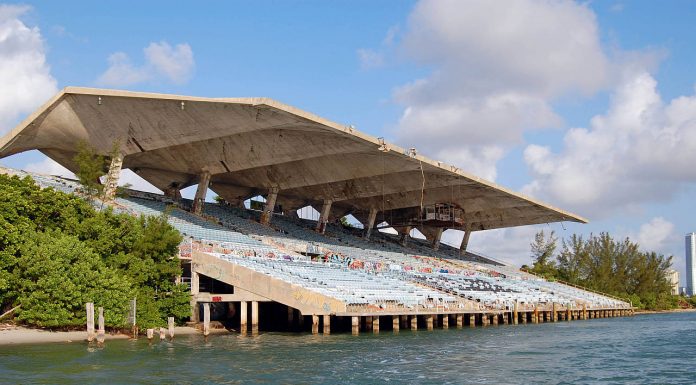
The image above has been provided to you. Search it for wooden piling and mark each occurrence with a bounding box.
[86,302,95,342]
[203,303,210,337]
[168,317,175,339]
[97,307,105,344]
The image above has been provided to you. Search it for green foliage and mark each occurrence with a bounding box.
[73,141,108,200]
[529,230,675,310]
[0,173,188,330]
[529,230,558,279]
[339,216,354,229]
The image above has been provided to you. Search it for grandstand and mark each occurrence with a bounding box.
[0,88,632,334]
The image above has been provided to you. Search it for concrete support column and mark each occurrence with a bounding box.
[192,171,211,215]
[552,303,558,322]
[582,304,587,320]
[260,187,279,225]
[459,227,471,255]
[442,314,449,329]
[513,303,519,325]
[566,306,572,322]
[456,314,463,328]
[522,312,527,324]
[392,315,399,332]
[373,316,380,334]
[352,316,359,335]
[323,315,331,334]
[311,315,319,334]
[364,208,378,239]
[481,314,489,327]
[316,199,333,233]
[492,313,499,326]
[240,301,248,333]
[469,314,476,327]
[410,315,418,331]
[431,227,444,251]
[103,152,124,201]
[189,269,200,322]
[533,308,539,324]
[426,315,434,330]
[502,312,508,325]
[400,226,412,247]
[251,301,259,333]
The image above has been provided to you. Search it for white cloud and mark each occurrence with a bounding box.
[0,5,57,135]
[633,217,675,253]
[387,0,615,181]
[524,71,696,217]
[97,41,194,87]
[24,157,75,178]
[357,48,385,70]
[441,225,542,267]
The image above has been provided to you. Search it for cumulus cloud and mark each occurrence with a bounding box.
[389,0,613,180]
[0,5,58,135]
[441,225,542,267]
[523,71,696,217]
[97,41,194,87]
[633,217,675,253]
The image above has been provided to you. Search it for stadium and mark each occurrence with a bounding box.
[0,87,632,334]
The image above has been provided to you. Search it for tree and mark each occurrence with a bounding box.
[73,141,108,201]
[530,230,558,279]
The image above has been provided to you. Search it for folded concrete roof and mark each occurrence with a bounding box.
[0,87,587,231]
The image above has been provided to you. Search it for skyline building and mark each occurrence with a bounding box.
[687,233,696,296]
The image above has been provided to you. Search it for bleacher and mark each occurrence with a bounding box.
[9,168,631,312]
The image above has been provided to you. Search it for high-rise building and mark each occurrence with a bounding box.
[687,233,696,296]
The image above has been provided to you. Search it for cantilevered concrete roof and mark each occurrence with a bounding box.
[0,87,587,231]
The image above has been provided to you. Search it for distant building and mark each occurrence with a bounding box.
[666,269,679,296]
[687,233,696,296]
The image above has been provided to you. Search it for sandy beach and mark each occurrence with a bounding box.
[0,324,214,346]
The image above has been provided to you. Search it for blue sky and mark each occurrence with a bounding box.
[1,1,695,283]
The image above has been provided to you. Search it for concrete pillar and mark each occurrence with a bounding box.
[469,314,476,327]
[316,199,332,233]
[168,317,175,340]
[287,306,295,328]
[566,306,572,322]
[552,303,557,322]
[533,308,539,324]
[86,302,95,342]
[352,316,359,335]
[312,315,319,334]
[582,304,587,320]
[400,226,412,247]
[190,269,200,322]
[240,301,248,333]
[492,313,499,326]
[502,312,508,325]
[431,227,444,251]
[459,227,471,255]
[323,315,331,334]
[513,302,519,325]
[522,312,527,324]
[192,171,211,215]
[410,315,418,331]
[364,208,378,239]
[251,301,259,333]
[97,307,105,344]
[456,314,463,328]
[426,315,434,330]
[373,316,380,334]
[442,314,449,329]
[260,187,279,225]
[392,315,399,332]
[103,152,124,201]
[481,314,488,327]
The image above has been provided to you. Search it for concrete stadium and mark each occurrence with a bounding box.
[0,87,633,334]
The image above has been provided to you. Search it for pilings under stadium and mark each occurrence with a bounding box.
[194,301,634,336]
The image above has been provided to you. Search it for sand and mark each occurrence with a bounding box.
[0,325,208,346]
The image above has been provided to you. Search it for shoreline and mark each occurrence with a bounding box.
[633,308,696,315]
[0,325,216,346]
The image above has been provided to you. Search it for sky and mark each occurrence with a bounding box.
[1,1,695,284]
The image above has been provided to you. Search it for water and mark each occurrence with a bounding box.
[1,312,694,385]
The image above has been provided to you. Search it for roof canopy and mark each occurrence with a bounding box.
[0,87,586,231]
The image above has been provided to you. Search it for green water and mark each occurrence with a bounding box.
[1,312,694,384]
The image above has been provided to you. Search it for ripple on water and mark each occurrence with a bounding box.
[1,313,696,384]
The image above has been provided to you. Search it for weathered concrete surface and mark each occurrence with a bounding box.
[192,251,346,315]
[0,87,586,232]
